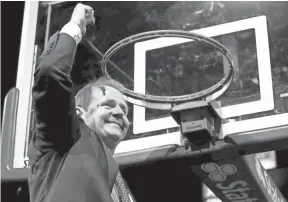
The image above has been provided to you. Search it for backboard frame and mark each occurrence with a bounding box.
[13,1,39,168]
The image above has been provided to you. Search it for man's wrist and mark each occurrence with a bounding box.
[60,22,83,45]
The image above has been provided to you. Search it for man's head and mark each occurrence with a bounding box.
[75,77,130,152]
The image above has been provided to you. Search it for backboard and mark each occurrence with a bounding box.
[2,3,288,191]
[131,16,280,167]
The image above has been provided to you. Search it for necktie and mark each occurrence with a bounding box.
[114,171,133,202]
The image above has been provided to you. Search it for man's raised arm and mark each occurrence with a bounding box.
[32,4,95,150]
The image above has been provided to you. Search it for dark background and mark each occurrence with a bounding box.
[1,2,24,115]
[1,2,27,202]
[1,2,28,202]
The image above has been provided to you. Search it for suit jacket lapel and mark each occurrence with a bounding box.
[91,129,119,192]
[78,117,119,192]
[102,141,119,191]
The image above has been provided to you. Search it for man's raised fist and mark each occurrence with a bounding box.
[70,3,95,36]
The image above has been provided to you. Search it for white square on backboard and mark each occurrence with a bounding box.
[133,16,276,135]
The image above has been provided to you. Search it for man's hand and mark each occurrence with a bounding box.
[70,3,95,36]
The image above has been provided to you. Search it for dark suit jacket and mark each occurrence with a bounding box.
[28,31,118,202]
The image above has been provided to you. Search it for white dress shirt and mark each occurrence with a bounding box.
[60,22,82,45]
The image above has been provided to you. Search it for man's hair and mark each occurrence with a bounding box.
[75,77,125,111]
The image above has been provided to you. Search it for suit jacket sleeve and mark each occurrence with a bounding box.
[32,31,80,152]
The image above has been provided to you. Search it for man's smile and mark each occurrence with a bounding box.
[105,121,124,130]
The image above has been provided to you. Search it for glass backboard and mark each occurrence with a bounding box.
[6,2,288,185]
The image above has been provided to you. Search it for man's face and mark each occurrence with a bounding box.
[84,86,130,148]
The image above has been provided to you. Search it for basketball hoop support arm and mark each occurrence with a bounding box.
[169,101,287,202]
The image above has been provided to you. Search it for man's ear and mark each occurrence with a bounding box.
[76,107,86,119]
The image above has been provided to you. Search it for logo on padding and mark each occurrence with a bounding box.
[201,163,237,182]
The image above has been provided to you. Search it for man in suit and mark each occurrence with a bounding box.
[28,3,135,202]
